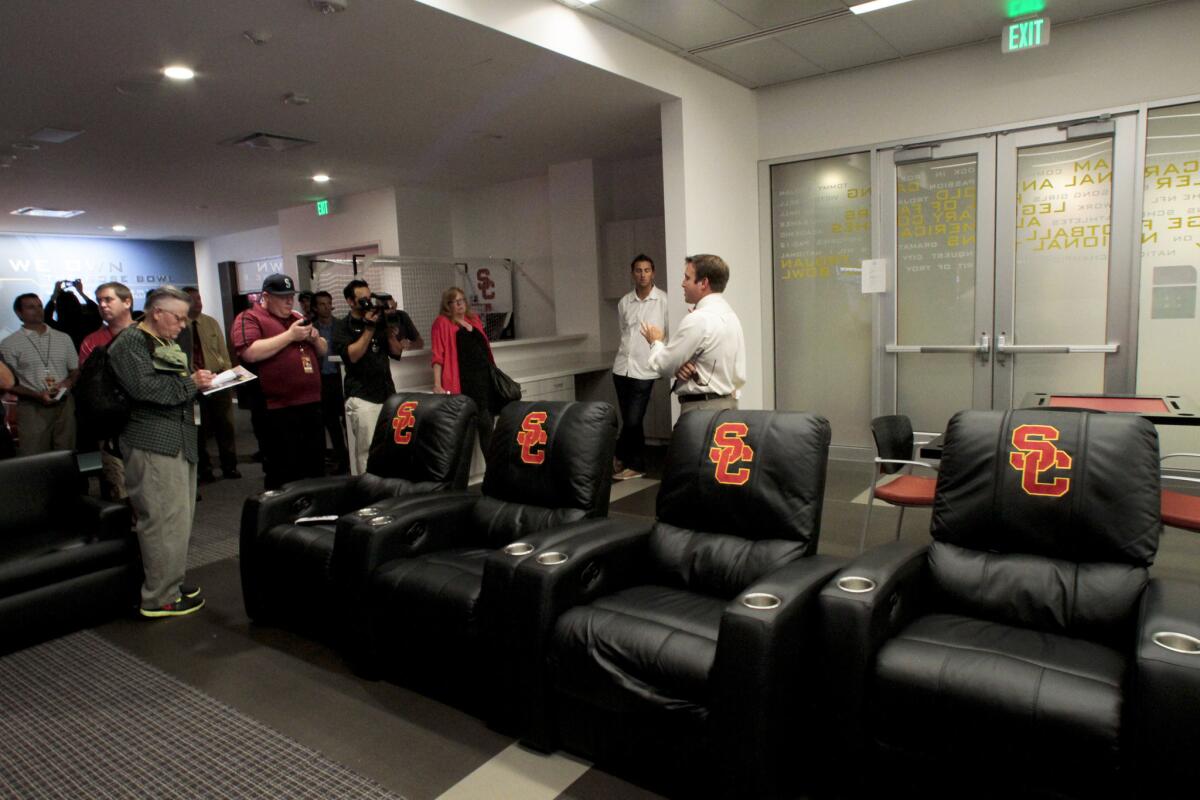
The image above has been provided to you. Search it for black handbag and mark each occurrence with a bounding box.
[489,364,522,409]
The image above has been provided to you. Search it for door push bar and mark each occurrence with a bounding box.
[885,332,991,363]
[994,332,1119,364]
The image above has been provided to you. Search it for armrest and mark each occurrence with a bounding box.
[1132,578,1200,784]
[506,516,656,750]
[330,491,479,594]
[78,495,132,541]
[711,555,846,799]
[817,540,929,763]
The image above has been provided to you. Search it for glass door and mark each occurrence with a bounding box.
[993,116,1138,408]
[879,137,997,433]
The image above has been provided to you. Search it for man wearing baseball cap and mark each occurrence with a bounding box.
[230,274,327,489]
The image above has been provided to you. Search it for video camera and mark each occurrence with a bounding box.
[356,292,403,326]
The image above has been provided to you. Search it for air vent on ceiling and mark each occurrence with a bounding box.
[224,132,316,152]
[10,207,86,218]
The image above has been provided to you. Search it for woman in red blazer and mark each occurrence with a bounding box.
[431,286,496,457]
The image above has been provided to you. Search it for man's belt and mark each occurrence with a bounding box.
[678,392,731,403]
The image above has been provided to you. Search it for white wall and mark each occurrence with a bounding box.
[192,224,282,330]
[549,160,603,350]
[396,185,455,257]
[451,175,556,339]
[757,2,1200,160]
[416,0,764,407]
[277,187,400,278]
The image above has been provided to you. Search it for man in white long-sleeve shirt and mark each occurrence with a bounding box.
[640,254,746,415]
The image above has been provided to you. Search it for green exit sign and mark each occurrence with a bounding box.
[1003,16,1050,53]
[315,198,330,216]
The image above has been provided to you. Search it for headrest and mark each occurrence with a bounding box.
[366,392,477,487]
[482,400,617,515]
[931,409,1161,565]
[656,410,831,549]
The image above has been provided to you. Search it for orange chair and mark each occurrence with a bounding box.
[858,415,938,553]
[1160,452,1200,533]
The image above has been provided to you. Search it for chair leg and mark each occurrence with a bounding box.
[894,505,906,541]
[859,480,877,554]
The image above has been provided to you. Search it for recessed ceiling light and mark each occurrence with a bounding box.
[312,173,331,183]
[112,224,127,232]
[163,65,195,81]
[849,0,915,14]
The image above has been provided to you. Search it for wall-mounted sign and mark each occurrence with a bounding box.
[0,234,196,338]
[1002,16,1050,53]
[236,256,284,294]
[861,258,888,294]
[315,199,330,217]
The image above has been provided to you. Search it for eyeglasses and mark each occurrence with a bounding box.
[156,308,189,325]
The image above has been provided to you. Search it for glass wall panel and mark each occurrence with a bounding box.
[895,157,978,432]
[1138,101,1200,463]
[771,153,872,447]
[1011,137,1113,403]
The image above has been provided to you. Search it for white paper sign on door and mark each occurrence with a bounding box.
[861,258,888,294]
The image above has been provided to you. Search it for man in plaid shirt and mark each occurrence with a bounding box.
[108,286,215,618]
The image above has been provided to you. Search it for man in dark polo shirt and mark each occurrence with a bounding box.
[332,279,421,474]
[231,274,327,490]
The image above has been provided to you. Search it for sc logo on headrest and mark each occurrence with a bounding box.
[709,422,754,486]
[391,401,418,445]
[517,411,548,465]
[1009,424,1072,497]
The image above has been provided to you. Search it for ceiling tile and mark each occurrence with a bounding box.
[712,0,847,29]
[696,38,825,88]
[855,0,995,55]
[592,0,756,50]
[776,13,901,72]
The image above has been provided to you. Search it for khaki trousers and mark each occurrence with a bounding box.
[345,396,383,475]
[16,396,76,456]
[677,396,738,416]
[123,447,197,609]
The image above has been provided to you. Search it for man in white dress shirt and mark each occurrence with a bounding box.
[612,254,668,480]
[640,254,746,416]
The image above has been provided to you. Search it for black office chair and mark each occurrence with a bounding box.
[821,409,1200,797]
[859,414,938,553]
[340,400,616,700]
[507,410,840,798]
[239,392,477,632]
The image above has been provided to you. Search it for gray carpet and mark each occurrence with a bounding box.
[0,631,403,800]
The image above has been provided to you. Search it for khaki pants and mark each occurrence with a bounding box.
[345,396,383,475]
[16,396,76,456]
[123,447,197,609]
[677,396,738,416]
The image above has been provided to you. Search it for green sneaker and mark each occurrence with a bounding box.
[181,584,202,599]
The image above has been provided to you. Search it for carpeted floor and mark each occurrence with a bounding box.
[0,630,402,800]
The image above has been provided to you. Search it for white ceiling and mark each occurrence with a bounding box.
[0,0,670,240]
[578,0,1169,89]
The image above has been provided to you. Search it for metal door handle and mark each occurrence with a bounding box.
[886,332,991,363]
[994,332,1118,355]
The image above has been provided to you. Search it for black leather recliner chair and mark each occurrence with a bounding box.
[0,451,138,653]
[820,409,1200,797]
[341,399,616,696]
[239,392,476,631]
[507,410,840,798]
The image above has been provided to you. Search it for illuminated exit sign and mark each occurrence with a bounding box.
[315,198,330,216]
[1003,16,1050,53]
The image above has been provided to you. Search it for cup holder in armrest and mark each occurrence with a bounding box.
[504,542,534,557]
[837,576,877,594]
[536,551,568,566]
[1152,631,1200,655]
[368,515,395,527]
[356,507,381,517]
[742,592,782,610]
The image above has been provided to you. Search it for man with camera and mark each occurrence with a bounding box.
[231,274,327,490]
[333,279,423,473]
